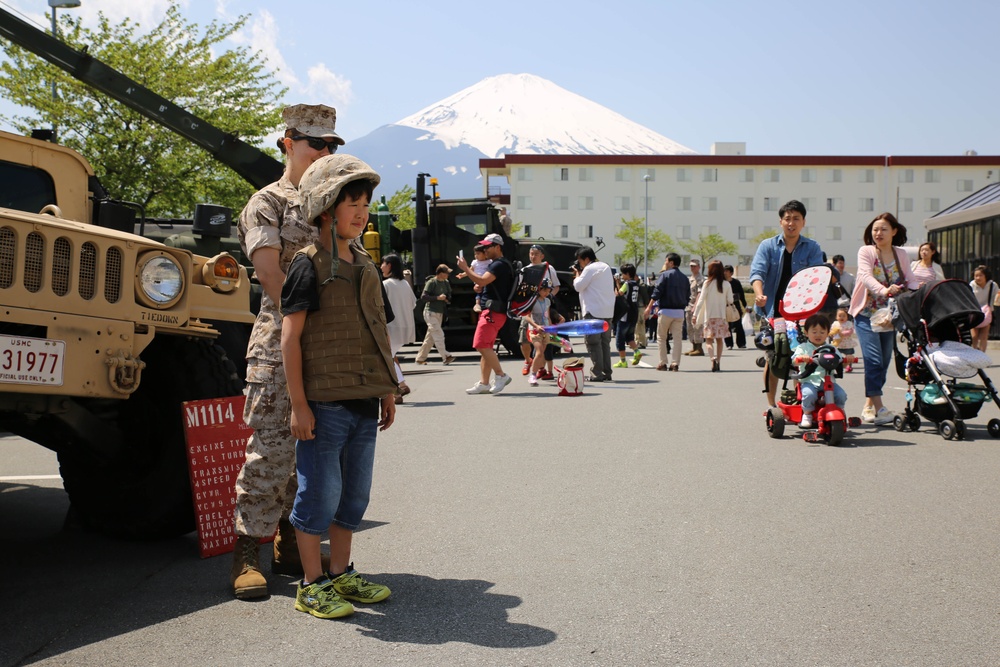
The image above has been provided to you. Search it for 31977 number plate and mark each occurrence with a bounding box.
[0,335,65,386]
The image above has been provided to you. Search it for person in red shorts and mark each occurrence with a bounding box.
[456,234,514,395]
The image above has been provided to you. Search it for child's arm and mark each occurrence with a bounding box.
[280,310,314,441]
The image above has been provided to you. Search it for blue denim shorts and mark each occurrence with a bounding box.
[289,401,377,535]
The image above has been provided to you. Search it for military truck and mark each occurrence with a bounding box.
[398,174,583,354]
[0,8,275,539]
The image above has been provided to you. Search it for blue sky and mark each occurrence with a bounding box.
[2,0,998,156]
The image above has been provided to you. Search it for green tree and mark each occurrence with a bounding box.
[751,228,776,245]
[614,216,674,270]
[379,185,416,230]
[679,233,739,267]
[0,4,286,217]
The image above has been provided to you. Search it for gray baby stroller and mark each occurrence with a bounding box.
[892,279,1000,440]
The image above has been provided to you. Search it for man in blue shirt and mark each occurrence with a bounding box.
[749,200,824,406]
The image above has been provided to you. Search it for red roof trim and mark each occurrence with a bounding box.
[484,154,1000,168]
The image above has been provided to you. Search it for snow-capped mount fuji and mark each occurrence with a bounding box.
[347,73,696,198]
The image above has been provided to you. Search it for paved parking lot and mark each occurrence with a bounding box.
[3,345,1000,666]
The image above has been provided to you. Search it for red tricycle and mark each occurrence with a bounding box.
[765,344,861,446]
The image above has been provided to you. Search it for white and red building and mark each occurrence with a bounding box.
[481,144,1000,273]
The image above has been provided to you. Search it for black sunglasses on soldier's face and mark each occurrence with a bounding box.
[291,135,339,153]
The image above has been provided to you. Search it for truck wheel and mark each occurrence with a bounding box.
[57,336,243,540]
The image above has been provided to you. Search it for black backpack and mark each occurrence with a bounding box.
[508,262,551,318]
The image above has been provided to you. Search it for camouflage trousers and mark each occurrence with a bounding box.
[686,308,704,346]
[233,376,297,538]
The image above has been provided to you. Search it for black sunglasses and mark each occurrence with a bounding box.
[290,135,339,153]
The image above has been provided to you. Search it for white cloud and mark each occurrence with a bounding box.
[306,64,353,108]
[76,0,185,31]
[231,10,301,90]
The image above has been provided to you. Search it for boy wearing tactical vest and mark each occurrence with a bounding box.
[280,154,397,619]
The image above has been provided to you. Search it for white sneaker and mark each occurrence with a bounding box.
[800,413,814,429]
[490,374,512,394]
[466,382,491,395]
[528,373,538,387]
[873,407,895,426]
[861,405,876,424]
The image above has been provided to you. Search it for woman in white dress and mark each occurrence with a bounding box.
[381,254,417,401]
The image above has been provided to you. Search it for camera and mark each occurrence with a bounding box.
[571,261,582,272]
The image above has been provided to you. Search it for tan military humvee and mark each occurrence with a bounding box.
[0,130,253,538]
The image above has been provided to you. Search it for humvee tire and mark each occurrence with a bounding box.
[56,336,243,539]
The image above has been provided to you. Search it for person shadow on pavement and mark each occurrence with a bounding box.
[336,573,556,648]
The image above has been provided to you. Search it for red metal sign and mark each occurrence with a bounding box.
[182,395,254,558]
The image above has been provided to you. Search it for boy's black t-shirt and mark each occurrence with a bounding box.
[280,253,394,418]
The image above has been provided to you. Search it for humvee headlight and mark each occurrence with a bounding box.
[137,253,183,307]
[201,253,241,293]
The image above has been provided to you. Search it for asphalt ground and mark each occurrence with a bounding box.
[2,342,1000,666]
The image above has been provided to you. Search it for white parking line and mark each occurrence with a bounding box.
[0,475,61,482]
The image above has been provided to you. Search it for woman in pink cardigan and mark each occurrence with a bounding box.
[848,213,920,425]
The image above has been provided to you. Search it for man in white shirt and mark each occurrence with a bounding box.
[572,246,615,381]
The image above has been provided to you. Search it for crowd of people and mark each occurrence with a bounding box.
[227,105,991,621]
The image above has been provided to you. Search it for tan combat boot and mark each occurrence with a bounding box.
[271,518,330,576]
[231,534,268,599]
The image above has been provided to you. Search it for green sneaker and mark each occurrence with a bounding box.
[632,350,643,365]
[295,578,354,619]
[329,565,391,603]
[613,360,628,368]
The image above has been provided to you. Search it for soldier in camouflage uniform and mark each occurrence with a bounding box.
[231,104,345,599]
[684,258,706,356]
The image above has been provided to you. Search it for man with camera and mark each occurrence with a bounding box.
[572,246,615,382]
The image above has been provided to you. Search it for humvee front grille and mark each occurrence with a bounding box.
[0,226,123,303]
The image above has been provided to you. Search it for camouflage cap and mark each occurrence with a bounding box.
[299,154,380,221]
[282,104,345,145]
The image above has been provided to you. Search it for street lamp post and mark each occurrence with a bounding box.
[643,174,651,282]
[49,0,82,140]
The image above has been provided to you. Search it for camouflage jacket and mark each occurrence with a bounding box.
[238,175,319,372]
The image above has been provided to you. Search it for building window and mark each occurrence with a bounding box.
[677,225,691,240]
[641,168,656,181]
[614,196,631,210]
[827,169,842,183]
[516,167,533,182]
[578,167,593,182]
[615,168,631,182]
[578,196,594,210]
[738,197,754,211]
[859,169,875,183]
[579,225,594,238]
[764,169,780,183]
[899,198,914,212]
[858,198,874,212]
[958,179,974,192]
[676,168,692,182]
[516,196,532,210]
[925,169,941,183]
[553,196,569,210]
[703,168,717,182]
[523,224,532,237]
[701,225,718,236]
[801,169,817,183]
[738,225,753,240]
[701,197,718,211]
[739,168,754,182]
[639,196,654,210]
[925,198,941,212]
[826,197,841,212]
[554,167,569,181]
[763,197,779,212]
[899,169,914,183]
[799,197,816,213]
[555,225,568,238]
[826,227,842,241]
[676,197,692,211]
